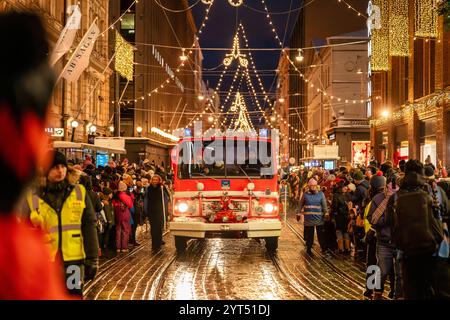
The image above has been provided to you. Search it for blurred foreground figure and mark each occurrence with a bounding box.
[0,11,69,299]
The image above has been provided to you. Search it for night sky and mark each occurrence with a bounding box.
[189,0,301,94]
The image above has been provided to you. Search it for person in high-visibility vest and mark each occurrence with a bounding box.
[27,151,99,297]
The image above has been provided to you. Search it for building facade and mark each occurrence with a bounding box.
[305,31,370,165]
[1,0,111,143]
[369,0,450,168]
[287,0,369,163]
[109,0,202,165]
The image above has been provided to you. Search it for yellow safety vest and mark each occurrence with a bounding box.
[363,201,375,234]
[27,184,87,262]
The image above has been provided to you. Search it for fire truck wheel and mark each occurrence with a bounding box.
[175,236,188,252]
[265,237,278,253]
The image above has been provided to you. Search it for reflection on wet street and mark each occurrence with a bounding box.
[85,220,370,300]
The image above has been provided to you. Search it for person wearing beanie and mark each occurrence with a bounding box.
[349,169,370,260]
[362,171,387,299]
[26,150,99,297]
[366,169,403,300]
[298,178,328,255]
[331,177,352,255]
[113,181,134,253]
[0,12,70,300]
[100,188,115,251]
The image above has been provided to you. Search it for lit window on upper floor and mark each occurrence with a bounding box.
[121,14,135,30]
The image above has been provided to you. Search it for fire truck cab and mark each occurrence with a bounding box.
[169,135,281,253]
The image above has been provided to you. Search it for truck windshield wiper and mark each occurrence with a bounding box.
[237,165,254,184]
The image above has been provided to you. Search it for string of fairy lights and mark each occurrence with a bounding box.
[112,1,214,106]
[259,0,372,142]
[370,0,441,71]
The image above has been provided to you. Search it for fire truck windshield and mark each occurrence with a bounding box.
[177,139,274,179]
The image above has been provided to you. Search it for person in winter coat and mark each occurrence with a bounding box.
[350,170,370,259]
[386,160,443,299]
[79,175,104,252]
[144,175,168,251]
[331,180,352,254]
[113,182,134,253]
[423,165,450,299]
[0,12,71,300]
[366,172,403,300]
[131,180,145,246]
[100,188,115,251]
[27,151,99,297]
[298,178,328,255]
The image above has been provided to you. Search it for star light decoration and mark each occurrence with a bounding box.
[223,33,248,68]
[231,92,255,132]
[201,0,243,7]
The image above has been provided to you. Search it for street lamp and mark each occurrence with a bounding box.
[89,125,97,133]
[295,49,304,63]
[71,120,79,128]
[278,97,285,103]
[109,125,114,133]
[382,110,389,118]
[136,126,143,135]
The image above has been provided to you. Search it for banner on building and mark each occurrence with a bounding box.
[60,19,100,83]
[49,5,81,66]
[352,141,371,166]
[114,31,134,81]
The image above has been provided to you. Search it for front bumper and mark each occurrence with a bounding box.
[169,218,282,238]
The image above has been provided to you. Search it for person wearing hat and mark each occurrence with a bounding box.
[112,181,134,253]
[350,169,370,259]
[100,188,115,251]
[26,151,99,297]
[0,11,70,299]
[366,171,403,300]
[298,178,328,255]
[331,178,352,254]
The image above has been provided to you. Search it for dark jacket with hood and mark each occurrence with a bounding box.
[351,179,369,213]
[386,172,443,254]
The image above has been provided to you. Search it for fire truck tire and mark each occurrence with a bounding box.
[175,236,188,252]
[265,237,278,252]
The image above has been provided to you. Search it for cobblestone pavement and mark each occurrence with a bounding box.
[85,216,375,300]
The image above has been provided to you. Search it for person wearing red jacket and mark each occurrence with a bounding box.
[0,12,70,299]
[113,181,134,253]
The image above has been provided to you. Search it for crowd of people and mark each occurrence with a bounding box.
[284,158,449,300]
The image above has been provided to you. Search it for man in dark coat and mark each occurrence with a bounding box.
[144,175,168,250]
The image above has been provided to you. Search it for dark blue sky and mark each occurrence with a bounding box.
[189,0,301,94]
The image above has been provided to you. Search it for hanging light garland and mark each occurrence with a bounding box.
[223,33,249,67]
[114,31,134,81]
[415,0,439,38]
[389,0,410,57]
[201,0,243,7]
[231,92,255,132]
[336,0,368,19]
[369,0,389,71]
[370,90,449,127]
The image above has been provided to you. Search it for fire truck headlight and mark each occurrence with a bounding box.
[264,203,275,213]
[178,202,189,213]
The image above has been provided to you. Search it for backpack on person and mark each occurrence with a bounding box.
[392,189,444,256]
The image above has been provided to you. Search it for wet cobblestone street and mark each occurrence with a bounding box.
[85,211,375,300]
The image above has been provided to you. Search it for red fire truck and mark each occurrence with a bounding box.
[169,135,281,253]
